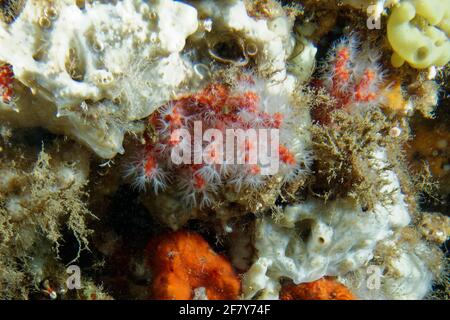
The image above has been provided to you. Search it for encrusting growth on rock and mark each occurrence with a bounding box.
[146,230,241,300]
[0,0,448,301]
[310,108,398,209]
[280,277,355,300]
[0,135,93,299]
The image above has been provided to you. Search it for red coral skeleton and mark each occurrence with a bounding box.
[0,64,14,104]
[313,35,383,124]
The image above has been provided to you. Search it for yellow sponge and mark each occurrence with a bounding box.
[387,0,450,69]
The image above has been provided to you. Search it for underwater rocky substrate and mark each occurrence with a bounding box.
[0,0,449,300]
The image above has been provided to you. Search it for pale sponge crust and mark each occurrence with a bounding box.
[0,0,198,158]
[387,0,450,69]
[241,149,412,299]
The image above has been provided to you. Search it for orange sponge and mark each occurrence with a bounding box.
[146,230,241,300]
[280,277,355,300]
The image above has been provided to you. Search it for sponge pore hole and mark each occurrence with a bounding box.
[295,218,315,243]
[435,40,444,47]
[416,46,429,61]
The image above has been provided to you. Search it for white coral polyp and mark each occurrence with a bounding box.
[0,0,198,158]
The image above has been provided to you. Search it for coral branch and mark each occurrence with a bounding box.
[313,35,383,124]
[126,76,307,208]
[0,63,14,103]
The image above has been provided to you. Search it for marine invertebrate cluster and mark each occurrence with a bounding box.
[324,36,381,107]
[0,0,448,302]
[0,63,13,103]
[146,230,241,300]
[312,35,383,124]
[127,75,311,208]
[311,109,402,209]
[307,33,414,209]
[280,277,355,300]
[387,0,450,69]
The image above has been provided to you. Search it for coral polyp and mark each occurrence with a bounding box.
[126,76,310,208]
[313,35,384,124]
[0,63,13,103]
